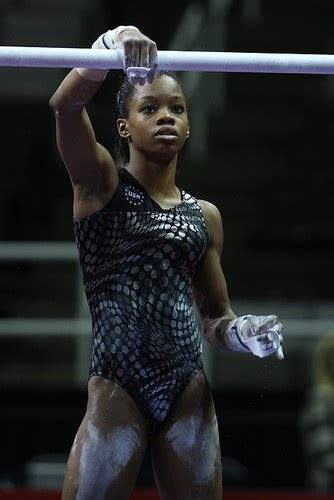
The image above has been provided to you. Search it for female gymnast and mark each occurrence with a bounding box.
[49,25,284,500]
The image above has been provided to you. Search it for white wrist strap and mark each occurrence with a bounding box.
[75,31,116,81]
[76,26,141,82]
[224,316,251,353]
[203,316,246,351]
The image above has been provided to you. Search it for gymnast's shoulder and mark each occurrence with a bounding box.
[196,199,224,240]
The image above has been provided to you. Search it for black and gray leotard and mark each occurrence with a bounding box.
[74,168,209,432]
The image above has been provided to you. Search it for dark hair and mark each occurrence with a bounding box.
[113,71,185,165]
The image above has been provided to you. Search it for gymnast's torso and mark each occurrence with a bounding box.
[73,167,209,431]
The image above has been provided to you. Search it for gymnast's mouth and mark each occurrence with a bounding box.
[154,127,178,137]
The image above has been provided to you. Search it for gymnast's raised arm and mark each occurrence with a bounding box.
[49,26,158,219]
[193,200,284,359]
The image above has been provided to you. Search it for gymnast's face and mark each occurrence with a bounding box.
[118,75,190,161]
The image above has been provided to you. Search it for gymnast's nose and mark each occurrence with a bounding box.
[156,107,175,124]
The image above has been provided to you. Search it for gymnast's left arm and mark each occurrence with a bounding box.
[192,200,284,360]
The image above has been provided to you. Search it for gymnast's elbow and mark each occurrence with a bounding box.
[49,75,87,116]
[49,95,62,116]
[49,92,82,118]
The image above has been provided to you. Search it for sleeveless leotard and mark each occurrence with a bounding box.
[74,168,209,432]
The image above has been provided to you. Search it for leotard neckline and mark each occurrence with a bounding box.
[122,168,185,211]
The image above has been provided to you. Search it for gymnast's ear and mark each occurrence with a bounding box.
[117,118,130,138]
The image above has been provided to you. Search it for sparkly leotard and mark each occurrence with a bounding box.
[74,168,209,432]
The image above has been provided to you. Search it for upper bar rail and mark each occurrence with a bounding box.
[1,47,334,74]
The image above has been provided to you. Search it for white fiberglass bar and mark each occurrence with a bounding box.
[1,46,334,74]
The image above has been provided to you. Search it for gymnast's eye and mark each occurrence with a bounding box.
[140,103,156,113]
[172,104,185,114]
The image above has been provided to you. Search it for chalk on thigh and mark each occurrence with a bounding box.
[150,371,222,499]
[62,378,149,500]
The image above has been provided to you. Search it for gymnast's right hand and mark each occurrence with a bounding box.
[108,26,158,84]
[76,26,158,84]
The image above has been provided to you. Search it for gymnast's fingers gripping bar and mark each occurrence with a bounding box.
[1,47,334,74]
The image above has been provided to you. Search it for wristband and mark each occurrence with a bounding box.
[224,316,252,353]
[76,26,141,82]
[75,28,120,82]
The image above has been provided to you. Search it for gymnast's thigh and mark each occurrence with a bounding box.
[62,376,149,500]
[150,370,222,500]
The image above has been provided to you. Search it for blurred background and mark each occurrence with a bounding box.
[1,0,334,497]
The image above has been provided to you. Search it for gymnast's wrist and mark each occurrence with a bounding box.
[223,317,251,353]
[75,28,119,82]
[75,26,141,82]
[203,316,239,351]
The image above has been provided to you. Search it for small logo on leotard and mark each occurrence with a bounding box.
[124,185,145,206]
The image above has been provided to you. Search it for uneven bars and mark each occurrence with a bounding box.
[1,47,334,74]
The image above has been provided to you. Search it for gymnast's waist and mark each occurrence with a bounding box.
[90,320,203,360]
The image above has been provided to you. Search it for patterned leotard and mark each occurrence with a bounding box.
[74,168,209,432]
